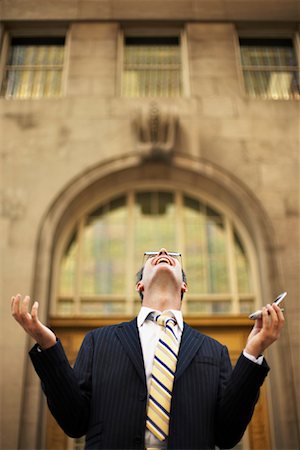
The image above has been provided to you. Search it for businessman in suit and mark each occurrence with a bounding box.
[11,248,284,449]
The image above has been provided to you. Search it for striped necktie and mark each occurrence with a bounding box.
[146,313,180,441]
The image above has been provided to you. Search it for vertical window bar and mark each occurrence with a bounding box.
[75,218,85,315]
[126,192,135,315]
[175,191,186,315]
[240,38,300,100]
[122,36,182,98]
[225,217,239,314]
[2,36,65,99]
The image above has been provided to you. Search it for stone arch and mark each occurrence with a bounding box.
[21,153,289,448]
[34,154,281,318]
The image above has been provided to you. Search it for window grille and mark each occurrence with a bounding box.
[240,38,300,100]
[1,37,65,99]
[122,36,182,97]
[55,190,256,317]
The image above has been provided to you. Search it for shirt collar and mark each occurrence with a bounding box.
[137,306,184,331]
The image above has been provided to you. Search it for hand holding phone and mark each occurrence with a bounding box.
[248,292,287,320]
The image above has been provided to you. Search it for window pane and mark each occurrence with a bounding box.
[59,231,78,297]
[134,192,176,260]
[123,37,182,97]
[81,197,127,295]
[206,211,228,293]
[240,38,300,100]
[183,197,207,292]
[2,37,65,99]
[183,198,229,294]
[234,231,251,293]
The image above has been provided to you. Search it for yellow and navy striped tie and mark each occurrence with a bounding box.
[146,313,179,441]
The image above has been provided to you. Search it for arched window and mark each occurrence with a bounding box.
[53,190,257,317]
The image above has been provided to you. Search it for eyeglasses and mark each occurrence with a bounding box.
[143,251,182,266]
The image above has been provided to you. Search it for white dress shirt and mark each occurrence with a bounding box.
[137,306,183,449]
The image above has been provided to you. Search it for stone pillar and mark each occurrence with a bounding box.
[67,22,119,97]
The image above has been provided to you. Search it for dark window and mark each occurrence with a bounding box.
[2,36,65,98]
[122,36,182,97]
[239,38,299,100]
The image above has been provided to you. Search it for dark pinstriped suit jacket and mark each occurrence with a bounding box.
[30,318,269,449]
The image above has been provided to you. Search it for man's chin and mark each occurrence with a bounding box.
[152,264,180,283]
[155,262,173,272]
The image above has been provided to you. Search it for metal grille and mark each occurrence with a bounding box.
[2,37,65,99]
[240,38,300,100]
[122,36,182,97]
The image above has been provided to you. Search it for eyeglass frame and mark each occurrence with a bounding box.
[143,251,182,267]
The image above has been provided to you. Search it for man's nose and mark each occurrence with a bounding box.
[158,248,168,255]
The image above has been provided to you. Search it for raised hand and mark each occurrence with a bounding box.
[245,303,285,358]
[11,294,56,349]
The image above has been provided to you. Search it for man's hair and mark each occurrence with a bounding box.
[135,266,187,301]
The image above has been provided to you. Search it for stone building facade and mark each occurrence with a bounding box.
[0,1,299,449]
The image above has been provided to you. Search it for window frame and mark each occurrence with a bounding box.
[118,25,190,98]
[51,185,261,318]
[235,26,300,100]
[0,25,70,99]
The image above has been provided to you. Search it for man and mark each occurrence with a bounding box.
[11,248,284,449]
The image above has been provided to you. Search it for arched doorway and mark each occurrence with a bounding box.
[25,157,278,449]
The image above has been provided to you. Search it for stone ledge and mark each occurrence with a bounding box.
[1,0,299,21]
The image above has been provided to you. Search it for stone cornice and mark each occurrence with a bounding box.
[1,0,299,22]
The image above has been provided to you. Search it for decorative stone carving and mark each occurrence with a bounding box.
[133,102,178,160]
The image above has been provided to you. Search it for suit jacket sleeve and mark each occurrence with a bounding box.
[215,347,270,449]
[29,333,94,438]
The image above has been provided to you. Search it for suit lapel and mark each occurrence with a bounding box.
[175,323,206,381]
[115,318,146,385]
[115,320,205,384]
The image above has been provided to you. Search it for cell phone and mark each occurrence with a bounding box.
[248,292,287,320]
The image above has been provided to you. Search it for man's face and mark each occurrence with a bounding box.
[136,248,187,298]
